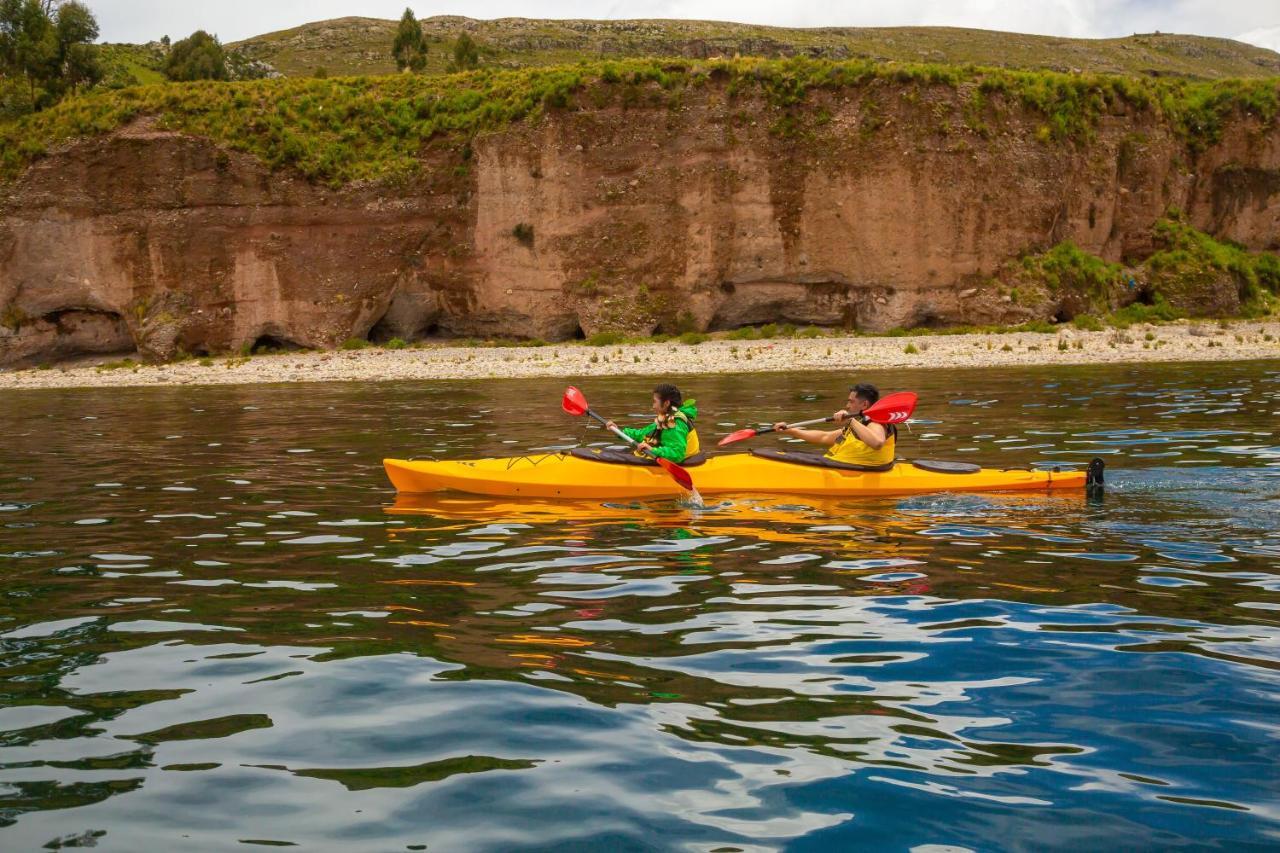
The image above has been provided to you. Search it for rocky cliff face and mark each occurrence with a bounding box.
[2,80,1278,365]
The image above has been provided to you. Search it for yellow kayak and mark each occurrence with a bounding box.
[384,449,1098,499]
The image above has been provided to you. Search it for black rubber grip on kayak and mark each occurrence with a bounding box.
[910,459,982,475]
[750,448,895,472]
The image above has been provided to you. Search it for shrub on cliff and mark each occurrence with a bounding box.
[1021,242,1126,303]
[1015,220,1280,323]
[164,31,229,82]
[1145,216,1280,316]
[1110,294,1183,326]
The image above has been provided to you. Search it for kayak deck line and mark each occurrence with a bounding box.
[384,454,1100,500]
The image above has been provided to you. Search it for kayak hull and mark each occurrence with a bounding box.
[383,454,1088,499]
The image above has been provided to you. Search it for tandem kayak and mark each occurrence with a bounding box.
[384,448,1102,499]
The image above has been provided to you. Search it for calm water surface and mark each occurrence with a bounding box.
[1,362,1279,851]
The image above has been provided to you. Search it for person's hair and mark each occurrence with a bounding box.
[851,383,880,405]
[653,383,683,410]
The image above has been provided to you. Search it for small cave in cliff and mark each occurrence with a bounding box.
[251,335,306,354]
[2,308,135,367]
[368,316,439,344]
[367,320,391,344]
[910,306,948,330]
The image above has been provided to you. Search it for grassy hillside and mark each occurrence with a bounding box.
[4,57,1277,188]
[96,44,168,88]
[226,15,1280,80]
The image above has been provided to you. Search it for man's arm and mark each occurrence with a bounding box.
[844,420,888,449]
[773,424,843,446]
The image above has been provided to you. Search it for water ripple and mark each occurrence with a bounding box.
[1,365,1279,849]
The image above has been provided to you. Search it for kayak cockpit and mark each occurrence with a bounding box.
[569,447,710,467]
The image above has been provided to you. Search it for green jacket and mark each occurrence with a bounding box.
[622,401,699,462]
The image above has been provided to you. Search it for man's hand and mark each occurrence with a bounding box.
[833,410,851,423]
[772,422,790,434]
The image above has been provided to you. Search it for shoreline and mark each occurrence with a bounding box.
[1,320,1278,391]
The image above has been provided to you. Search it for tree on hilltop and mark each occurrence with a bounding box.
[0,0,100,111]
[52,0,98,91]
[392,8,427,72]
[448,32,479,72]
[163,30,228,81]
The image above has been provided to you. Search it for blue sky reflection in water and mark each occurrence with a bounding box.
[0,361,1279,850]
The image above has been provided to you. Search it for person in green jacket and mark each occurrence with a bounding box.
[605,383,701,463]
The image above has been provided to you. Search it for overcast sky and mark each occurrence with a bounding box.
[89,1,1280,52]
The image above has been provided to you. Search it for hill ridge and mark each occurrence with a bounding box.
[224,15,1280,80]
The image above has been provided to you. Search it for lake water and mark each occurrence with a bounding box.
[1,362,1279,850]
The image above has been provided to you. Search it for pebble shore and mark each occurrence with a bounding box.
[2,320,1278,390]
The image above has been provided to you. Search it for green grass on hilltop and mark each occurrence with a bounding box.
[0,63,601,185]
[226,15,1280,81]
[2,57,1277,187]
[96,44,168,89]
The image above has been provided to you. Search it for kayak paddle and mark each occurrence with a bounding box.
[562,386,697,493]
[718,391,919,447]
[718,415,836,447]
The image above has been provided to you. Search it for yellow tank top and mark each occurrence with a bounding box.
[825,423,895,466]
[684,427,701,456]
[667,410,700,457]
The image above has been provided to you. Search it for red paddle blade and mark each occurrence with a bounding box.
[655,458,694,491]
[717,428,760,447]
[562,386,589,416]
[865,392,917,424]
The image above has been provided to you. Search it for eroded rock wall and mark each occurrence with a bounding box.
[3,82,1278,365]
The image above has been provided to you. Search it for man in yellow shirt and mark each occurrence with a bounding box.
[772,383,896,466]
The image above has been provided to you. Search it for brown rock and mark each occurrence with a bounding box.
[3,84,1279,366]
